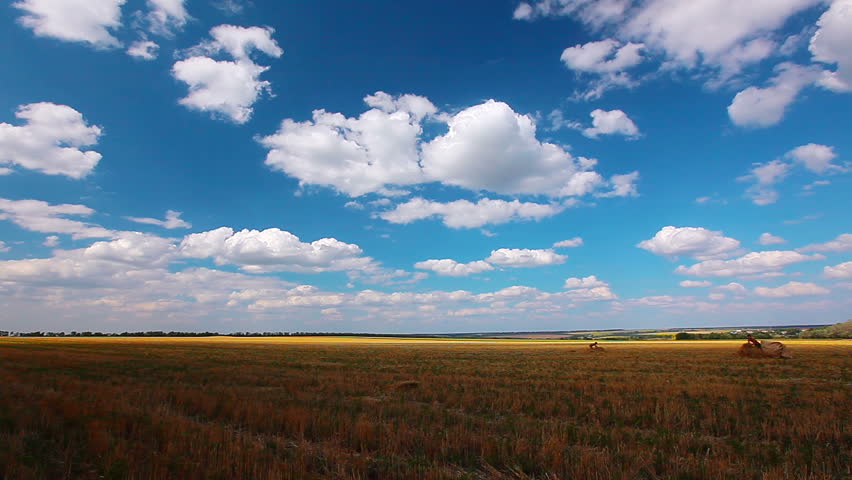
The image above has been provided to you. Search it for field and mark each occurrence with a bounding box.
[0,337,849,480]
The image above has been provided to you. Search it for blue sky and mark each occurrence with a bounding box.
[0,0,850,333]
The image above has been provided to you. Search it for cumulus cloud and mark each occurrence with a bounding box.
[125,210,191,229]
[517,0,823,89]
[0,232,176,287]
[553,237,583,248]
[561,39,644,73]
[485,248,566,267]
[414,259,494,277]
[263,96,636,199]
[728,63,824,128]
[738,144,846,205]
[739,159,791,205]
[261,92,430,196]
[144,0,189,36]
[127,40,159,59]
[597,171,640,198]
[715,282,748,294]
[824,261,852,279]
[559,39,644,98]
[561,276,616,300]
[565,275,607,288]
[675,250,824,277]
[0,242,9,253]
[753,281,830,297]
[680,280,712,287]
[798,233,852,252]
[759,233,786,245]
[179,227,373,273]
[173,25,282,123]
[377,197,566,229]
[810,0,852,92]
[620,0,816,70]
[423,100,619,197]
[786,143,844,174]
[581,109,640,138]
[0,102,103,178]
[13,0,125,49]
[0,198,113,239]
[43,235,59,247]
[638,226,742,260]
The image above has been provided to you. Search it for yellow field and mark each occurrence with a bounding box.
[0,337,849,479]
[9,335,847,345]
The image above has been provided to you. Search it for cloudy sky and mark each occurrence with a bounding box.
[1,0,850,333]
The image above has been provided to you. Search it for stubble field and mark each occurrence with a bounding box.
[0,337,849,480]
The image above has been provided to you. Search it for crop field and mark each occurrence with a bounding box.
[0,337,849,480]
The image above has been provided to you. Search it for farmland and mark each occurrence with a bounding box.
[0,337,849,480]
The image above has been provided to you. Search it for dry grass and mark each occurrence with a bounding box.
[0,337,849,480]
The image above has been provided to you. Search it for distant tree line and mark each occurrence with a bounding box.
[674,321,851,340]
[1,331,451,338]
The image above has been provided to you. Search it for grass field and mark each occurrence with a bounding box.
[0,337,849,479]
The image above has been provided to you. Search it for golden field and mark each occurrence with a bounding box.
[0,337,849,479]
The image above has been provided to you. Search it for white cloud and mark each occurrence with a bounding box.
[0,102,103,178]
[423,100,617,197]
[802,180,830,191]
[173,58,271,124]
[0,198,113,239]
[638,226,742,260]
[553,237,583,248]
[485,248,566,267]
[675,250,824,277]
[414,259,494,277]
[581,109,640,138]
[561,39,644,73]
[127,40,159,59]
[559,39,644,98]
[378,197,565,229]
[597,171,640,198]
[198,24,283,60]
[261,92,429,196]
[214,0,245,15]
[173,25,282,124]
[739,144,846,205]
[824,261,852,279]
[13,0,125,49]
[513,2,534,19]
[715,282,748,294]
[517,0,823,87]
[680,280,712,287]
[363,91,439,122]
[0,242,9,253]
[786,143,843,174]
[43,235,59,247]
[798,233,852,252]
[739,159,791,205]
[0,232,176,287]
[810,0,852,92]
[728,63,824,128]
[621,0,818,70]
[263,97,635,199]
[753,281,830,297]
[125,210,191,229]
[563,286,617,301]
[145,0,189,36]
[759,233,786,245]
[179,227,373,273]
[565,275,607,288]
[709,292,726,300]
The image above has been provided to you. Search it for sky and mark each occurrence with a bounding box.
[0,0,850,334]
